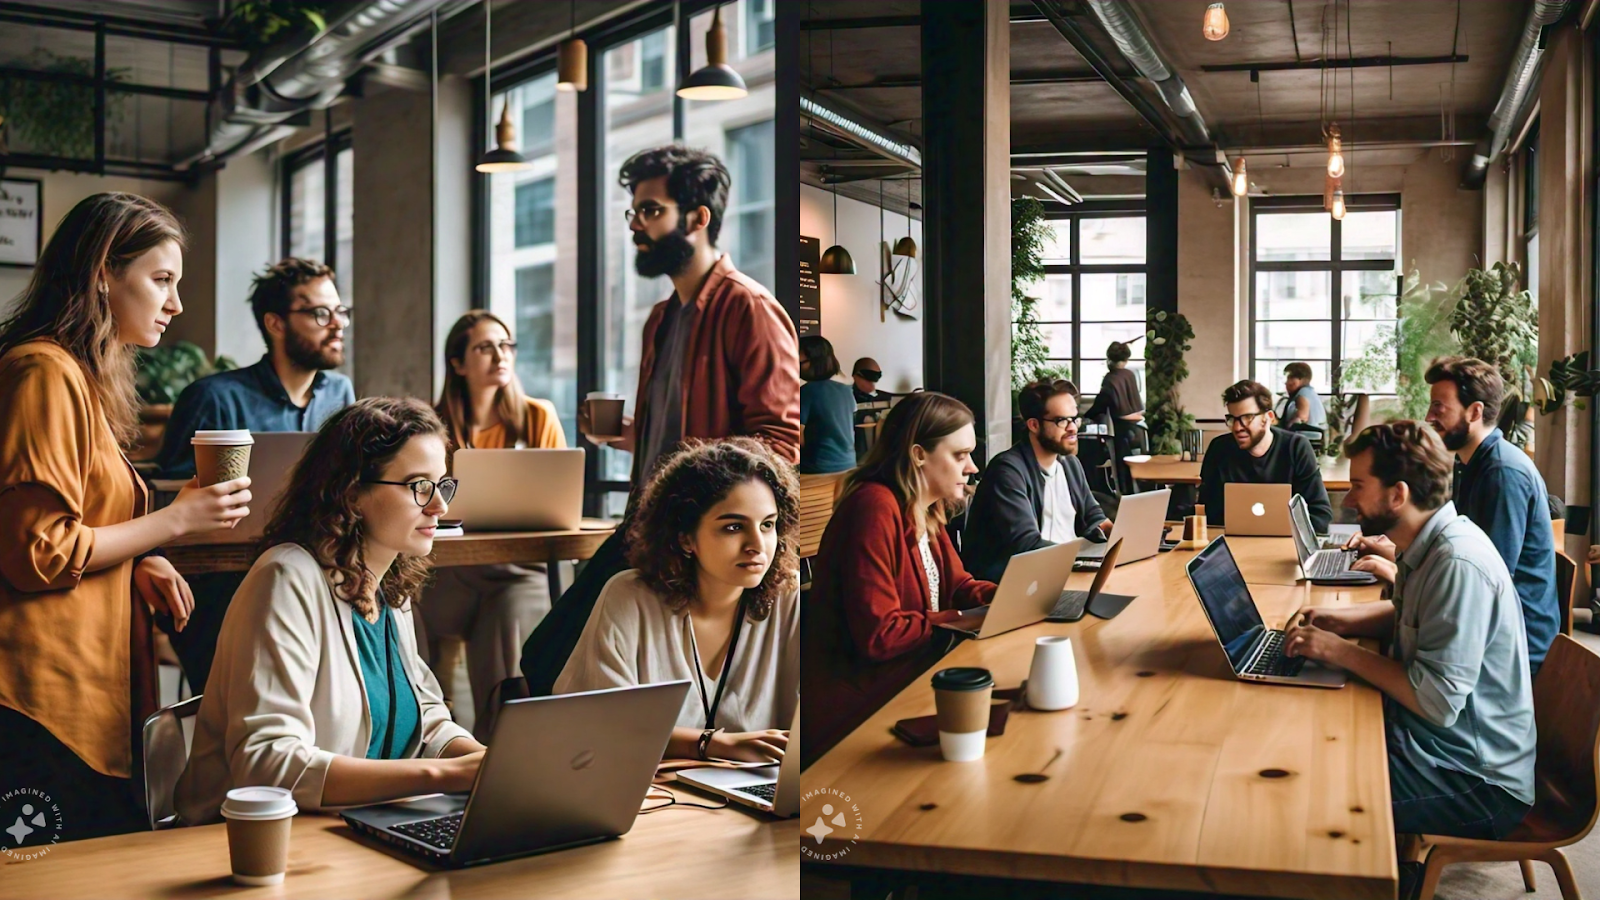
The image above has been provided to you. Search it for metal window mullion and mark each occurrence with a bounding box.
[93,22,105,171]
[1331,216,1343,395]
[323,110,336,273]
[577,33,604,515]
[1071,218,1082,384]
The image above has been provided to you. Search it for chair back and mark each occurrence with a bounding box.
[1529,635,1600,842]
[1556,549,1578,636]
[796,471,849,560]
[142,694,203,829]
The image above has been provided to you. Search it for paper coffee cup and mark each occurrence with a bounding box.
[220,786,296,886]
[585,392,624,438]
[192,430,254,488]
[931,667,993,762]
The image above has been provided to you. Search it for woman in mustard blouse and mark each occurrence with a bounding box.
[0,193,252,839]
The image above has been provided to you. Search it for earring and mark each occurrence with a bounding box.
[98,283,108,298]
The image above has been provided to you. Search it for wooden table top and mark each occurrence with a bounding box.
[164,524,616,575]
[1125,457,1352,491]
[0,803,798,900]
[801,538,1395,899]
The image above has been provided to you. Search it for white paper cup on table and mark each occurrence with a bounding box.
[585,392,624,439]
[1026,636,1080,711]
[931,667,994,762]
[220,786,296,886]
[191,430,253,487]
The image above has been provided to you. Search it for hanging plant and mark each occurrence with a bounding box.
[0,50,130,159]
[1143,309,1195,456]
[1010,196,1055,390]
[223,0,328,54]
[1448,262,1538,445]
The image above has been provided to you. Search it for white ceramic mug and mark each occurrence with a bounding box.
[1027,636,1080,711]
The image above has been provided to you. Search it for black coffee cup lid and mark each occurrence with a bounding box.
[931,667,993,692]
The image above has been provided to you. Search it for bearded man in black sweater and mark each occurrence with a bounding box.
[1198,379,1332,532]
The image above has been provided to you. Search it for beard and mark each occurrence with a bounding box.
[284,327,344,370]
[1435,418,1470,451]
[1356,504,1401,538]
[634,225,697,278]
[1037,430,1075,457]
[1233,425,1267,451]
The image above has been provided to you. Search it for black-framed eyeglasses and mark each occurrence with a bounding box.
[470,340,518,357]
[623,203,675,225]
[288,305,353,328]
[1224,411,1269,428]
[365,477,457,507]
[1038,415,1082,430]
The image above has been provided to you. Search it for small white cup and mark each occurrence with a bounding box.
[1027,636,1080,711]
[937,729,988,762]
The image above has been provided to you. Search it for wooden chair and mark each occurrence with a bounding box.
[796,471,849,589]
[142,694,203,829]
[1556,549,1579,637]
[1406,634,1600,899]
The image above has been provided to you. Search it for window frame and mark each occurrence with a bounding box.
[1247,193,1401,396]
[1031,201,1148,397]
[280,126,352,268]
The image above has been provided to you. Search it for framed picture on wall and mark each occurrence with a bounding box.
[0,178,42,267]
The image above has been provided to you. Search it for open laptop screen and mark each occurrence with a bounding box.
[1288,494,1318,565]
[1187,539,1267,671]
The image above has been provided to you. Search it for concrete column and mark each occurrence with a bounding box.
[1177,168,1236,411]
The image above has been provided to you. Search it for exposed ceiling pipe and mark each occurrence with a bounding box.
[801,91,923,171]
[1462,0,1569,189]
[177,0,461,169]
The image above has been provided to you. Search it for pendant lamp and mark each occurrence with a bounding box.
[475,0,531,172]
[819,170,855,274]
[1230,157,1248,196]
[1202,2,1229,40]
[1331,190,1346,221]
[892,178,917,258]
[557,1,587,91]
[1326,124,1345,178]
[678,4,748,100]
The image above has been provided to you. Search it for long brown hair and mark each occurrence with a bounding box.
[0,192,187,446]
[258,397,450,617]
[435,310,528,449]
[625,438,800,621]
[842,391,974,532]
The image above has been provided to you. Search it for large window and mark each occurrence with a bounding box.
[1018,212,1147,399]
[1251,197,1400,396]
[724,119,774,291]
[283,134,354,370]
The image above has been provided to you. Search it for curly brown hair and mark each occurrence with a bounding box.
[625,438,800,621]
[257,397,450,617]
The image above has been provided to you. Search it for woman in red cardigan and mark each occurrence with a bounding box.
[801,392,997,765]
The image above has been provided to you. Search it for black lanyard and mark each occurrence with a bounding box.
[689,597,748,730]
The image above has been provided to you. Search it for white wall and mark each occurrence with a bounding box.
[800,182,923,392]
[213,148,279,365]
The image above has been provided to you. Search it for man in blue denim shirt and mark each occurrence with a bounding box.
[152,258,356,689]
[1287,421,1534,844]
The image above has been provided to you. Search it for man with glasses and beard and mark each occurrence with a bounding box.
[1343,357,1558,675]
[1198,379,1332,533]
[962,379,1112,582]
[520,144,800,696]
[153,258,356,688]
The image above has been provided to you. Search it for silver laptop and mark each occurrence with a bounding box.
[1185,538,1346,688]
[1078,488,1171,564]
[449,448,584,531]
[1290,494,1375,584]
[936,539,1085,639]
[1224,483,1294,536]
[237,432,316,539]
[342,681,688,867]
[675,705,799,817]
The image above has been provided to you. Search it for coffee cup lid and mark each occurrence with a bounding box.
[586,392,622,401]
[931,667,994,692]
[220,786,297,821]
[191,430,254,446]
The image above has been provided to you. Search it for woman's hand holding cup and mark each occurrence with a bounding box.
[167,476,251,535]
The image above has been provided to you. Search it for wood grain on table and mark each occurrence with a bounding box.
[801,538,1394,899]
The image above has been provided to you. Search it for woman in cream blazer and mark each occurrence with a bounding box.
[176,398,483,824]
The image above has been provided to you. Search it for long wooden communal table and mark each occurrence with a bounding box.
[164,524,615,576]
[802,537,1396,899]
[1126,457,1352,492]
[0,802,798,900]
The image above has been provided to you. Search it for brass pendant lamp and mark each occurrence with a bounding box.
[678,3,748,100]
[475,1,531,172]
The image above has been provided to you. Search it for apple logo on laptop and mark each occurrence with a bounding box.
[1026,580,1039,596]
[1251,502,1266,517]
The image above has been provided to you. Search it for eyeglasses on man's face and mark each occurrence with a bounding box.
[288,305,353,328]
[623,202,675,226]
[470,340,518,357]
[365,476,458,508]
[1037,415,1082,431]
[1224,411,1269,429]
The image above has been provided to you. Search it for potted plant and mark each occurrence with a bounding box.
[1143,310,1195,457]
[1449,262,1538,446]
[132,343,237,460]
[0,50,128,158]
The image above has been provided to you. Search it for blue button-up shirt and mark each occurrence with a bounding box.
[1391,501,1536,804]
[153,356,355,479]
[1452,427,1560,673]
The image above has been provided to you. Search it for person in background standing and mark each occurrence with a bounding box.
[798,335,857,474]
[1084,341,1145,494]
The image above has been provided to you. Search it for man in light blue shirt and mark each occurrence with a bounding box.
[1278,361,1327,431]
[1286,421,1535,841]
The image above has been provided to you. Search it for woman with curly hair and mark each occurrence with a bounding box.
[175,398,484,824]
[554,438,799,763]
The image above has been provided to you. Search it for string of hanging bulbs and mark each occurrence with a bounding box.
[1319,0,1352,220]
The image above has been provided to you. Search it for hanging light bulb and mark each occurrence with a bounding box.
[1326,126,1345,178]
[819,169,855,275]
[1331,190,1346,221]
[556,0,588,91]
[1202,2,1230,40]
[1230,157,1248,196]
[475,1,531,172]
[678,4,748,100]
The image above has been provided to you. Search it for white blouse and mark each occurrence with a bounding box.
[918,532,941,612]
[553,570,799,733]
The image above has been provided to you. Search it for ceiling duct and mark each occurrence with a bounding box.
[1462,0,1569,188]
[801,91,922,172]
[179,0,461,169]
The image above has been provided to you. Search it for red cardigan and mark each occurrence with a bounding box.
[801,481,997,765]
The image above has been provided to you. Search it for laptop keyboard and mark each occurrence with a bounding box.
[739,782,777,803]
[1307,549,1358,579]
[1247,631,1306,678]
[392,813,462,851]
[1049,590,1091,621]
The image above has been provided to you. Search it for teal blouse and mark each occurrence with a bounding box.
[351,602,420,760]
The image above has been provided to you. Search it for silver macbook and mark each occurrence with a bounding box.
[449,448,584,531]
[1078,488,1171,564]
[936,539,1085,639]
[676,705,799,817]
[342,681,688,867]
[1290,494,1375,585]
[1185,538,1346,688]
[238,432,316,539]
[1224,483,1294,536]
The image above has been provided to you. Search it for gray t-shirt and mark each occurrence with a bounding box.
[639,297,696,477]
